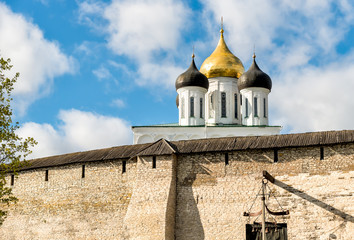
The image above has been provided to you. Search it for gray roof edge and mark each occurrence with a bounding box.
[17,129,354,172]
[132,124,282,128]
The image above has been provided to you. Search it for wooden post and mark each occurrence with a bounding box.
[261,180,266,240]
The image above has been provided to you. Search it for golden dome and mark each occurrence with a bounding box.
[200,29,244,79]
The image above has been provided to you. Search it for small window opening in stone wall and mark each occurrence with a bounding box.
[320,147,324,160]
[45,170,49,181]
[152,156,156,169]
[11,174,14,186]
[274,149,278,163]
[122,160,127,173]
[82,165,85,178]
[225,153,229,165]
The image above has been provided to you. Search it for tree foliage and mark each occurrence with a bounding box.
[0,57,36,225]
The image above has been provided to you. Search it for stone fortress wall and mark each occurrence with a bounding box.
[0,132,353,239]
[176,143,353,240]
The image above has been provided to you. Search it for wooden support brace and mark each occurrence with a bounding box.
[262,170,275,183]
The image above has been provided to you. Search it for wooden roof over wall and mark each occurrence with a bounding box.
[20,130,354,171]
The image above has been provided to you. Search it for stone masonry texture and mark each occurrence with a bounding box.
[0,143,353,239]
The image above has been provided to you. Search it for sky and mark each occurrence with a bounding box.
[1,0,354,159]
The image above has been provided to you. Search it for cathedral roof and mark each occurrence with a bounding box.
[200,28,244,79]
[238,54,272,91]
[175,55,209,90]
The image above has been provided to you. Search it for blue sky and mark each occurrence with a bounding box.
[1,0,354,158]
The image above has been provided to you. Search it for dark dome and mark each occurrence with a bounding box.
[238,56,272,91]
[175,57,209,90]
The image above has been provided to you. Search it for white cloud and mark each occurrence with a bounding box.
[111,99,126,108]
[75,41,94,55]
[79,0,191,90]
[0,3,74,115]
[201,0,354,62]
[77,0,106,31]
[92,65,120,88]
[102,0,190,62]
[138,63,184,89]
[201,0,354,132]
[17,122,67,159]
[271,54,354,132]
[17,109,132,159]
[201,0,281,60]
[93,66,112,80]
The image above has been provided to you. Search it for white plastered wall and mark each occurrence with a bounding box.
[132,125,282,144]
[240,87,270,126]
[177,86,207,126]
[206,77,241,125]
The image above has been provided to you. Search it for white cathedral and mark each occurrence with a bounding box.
[132,27,282,144]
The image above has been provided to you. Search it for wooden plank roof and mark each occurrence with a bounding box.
[20,130,354,171]
[21,143,151,171]
[174,130,354,153]
[136,139,177,156]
